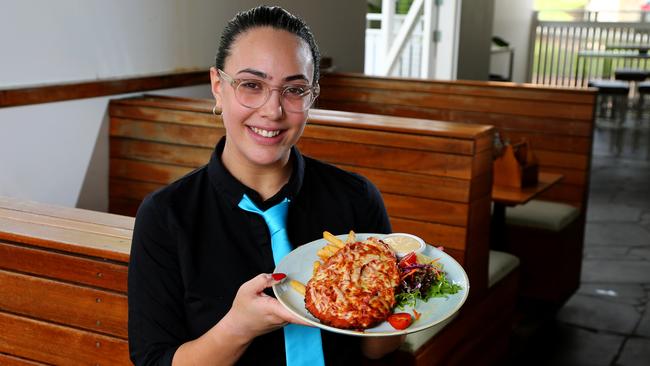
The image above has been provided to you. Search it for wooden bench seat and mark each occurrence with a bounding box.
[316,72,597,305]
[0,196,132,365]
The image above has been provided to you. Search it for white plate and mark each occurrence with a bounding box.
[272,233,469,337]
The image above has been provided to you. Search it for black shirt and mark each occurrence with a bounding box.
[128,138,391,365]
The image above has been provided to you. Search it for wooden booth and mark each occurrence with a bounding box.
[316,73,597,305]
[107,95,518,365]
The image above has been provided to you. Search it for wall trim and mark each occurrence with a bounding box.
[0,70,210,108]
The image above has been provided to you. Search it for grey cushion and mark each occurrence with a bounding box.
[506,199,580,232]
[487,250,520,288]
[402,250,520,353]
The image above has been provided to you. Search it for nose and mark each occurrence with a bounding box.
[258,88,284,120]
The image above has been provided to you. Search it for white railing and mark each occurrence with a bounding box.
[528,10,650,87]
[365,0,442,79]
[365,12,425,78]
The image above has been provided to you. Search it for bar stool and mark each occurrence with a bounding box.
[588,79,629,125]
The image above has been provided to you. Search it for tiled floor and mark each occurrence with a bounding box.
[506,115,650,365]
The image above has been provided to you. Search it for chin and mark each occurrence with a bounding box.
[246,149,290,167]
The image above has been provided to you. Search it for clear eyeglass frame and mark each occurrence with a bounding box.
[217,69,320,112]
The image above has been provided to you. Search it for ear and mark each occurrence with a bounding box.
[209,67,223,110]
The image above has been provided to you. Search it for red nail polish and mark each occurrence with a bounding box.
[272,273,286,281]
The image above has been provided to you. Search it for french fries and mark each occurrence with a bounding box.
[318,231,346,260]
[323,231,345,248]
[290,280,306,296]
[289,230,357,296]
[345,230,356,244]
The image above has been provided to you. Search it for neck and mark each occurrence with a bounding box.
[221,143,293,201]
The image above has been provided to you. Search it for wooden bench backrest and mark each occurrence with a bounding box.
[0,196,132,365]
[317,73,597,210]
[108,95,495,297]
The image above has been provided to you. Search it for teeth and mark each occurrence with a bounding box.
[251,126,281,138]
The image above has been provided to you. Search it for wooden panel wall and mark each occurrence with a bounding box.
[316,73,597,211]
[108,95,495,298]
[0,196,132,365]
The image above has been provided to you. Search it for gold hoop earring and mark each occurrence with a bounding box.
[212,105,221,116]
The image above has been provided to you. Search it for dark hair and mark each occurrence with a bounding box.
[215,6,321,84]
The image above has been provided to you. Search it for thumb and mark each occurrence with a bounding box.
[244,273,283,295]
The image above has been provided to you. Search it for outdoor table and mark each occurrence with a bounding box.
[575,50,650,86]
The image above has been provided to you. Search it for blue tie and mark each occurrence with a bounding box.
[238,194,325,366]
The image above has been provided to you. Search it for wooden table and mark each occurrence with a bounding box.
[490,172,564,249]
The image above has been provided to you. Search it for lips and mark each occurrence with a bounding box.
[250,126,281,138]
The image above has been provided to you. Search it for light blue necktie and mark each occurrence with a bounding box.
[238,194,325,366]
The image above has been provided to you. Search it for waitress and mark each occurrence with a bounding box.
[127,6,404,365]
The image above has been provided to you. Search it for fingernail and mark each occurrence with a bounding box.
[272,273,286,281]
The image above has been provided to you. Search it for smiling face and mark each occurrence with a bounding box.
[210,27,315,176]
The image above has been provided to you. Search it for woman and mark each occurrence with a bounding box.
[128,6,403,365]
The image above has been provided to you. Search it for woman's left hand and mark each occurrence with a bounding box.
[219,273,310,344]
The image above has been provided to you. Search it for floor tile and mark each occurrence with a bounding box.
[617,337,650,366]
[628,247,650,260]
[585,223,650,247]
[537,324,623,366]
[640,212,650,229]
[614,191,650,209]
[588,194,615,206]
[636,300,650,338]
[557,294,640,334]
[584,246,636,260]
[581,260,650,283]
[577,283,646,306]
[587,204,642,222]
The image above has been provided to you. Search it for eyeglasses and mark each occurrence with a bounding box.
[218,69,320,113]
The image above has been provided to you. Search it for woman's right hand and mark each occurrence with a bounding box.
[218,273,310,344]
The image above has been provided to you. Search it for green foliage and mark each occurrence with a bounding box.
[368,0,381,13]
[396,0,414,14]
[534,0,588,10]
[534,0,589,21]
[367,0,416,15]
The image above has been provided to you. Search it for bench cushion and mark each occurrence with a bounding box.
[402,250,520,353]
[506,199,580,232]
[487,250,520,288]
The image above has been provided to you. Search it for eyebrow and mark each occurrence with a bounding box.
[236,68,309,83]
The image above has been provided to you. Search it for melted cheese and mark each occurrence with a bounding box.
[305,237,400,329]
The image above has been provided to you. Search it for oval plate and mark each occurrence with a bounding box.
[272,233,469,337]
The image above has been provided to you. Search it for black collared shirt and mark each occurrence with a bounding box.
[128,138,391,365]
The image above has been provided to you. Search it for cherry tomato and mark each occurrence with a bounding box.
[387,313,413,330]
[399,252,418,268]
